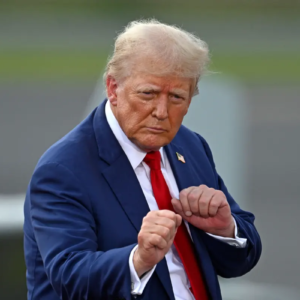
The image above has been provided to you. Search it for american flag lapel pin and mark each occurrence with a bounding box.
[176,152,185,163]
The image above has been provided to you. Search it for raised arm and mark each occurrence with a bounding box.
[30,162,133,299]
[198,135,262,278]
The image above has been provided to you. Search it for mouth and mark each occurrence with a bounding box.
[146,127,167,133]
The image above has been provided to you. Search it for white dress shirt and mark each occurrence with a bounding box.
[105,101,247,299]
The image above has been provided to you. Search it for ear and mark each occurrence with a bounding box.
[106,75,118,106]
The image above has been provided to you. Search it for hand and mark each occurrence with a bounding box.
[133,210,182,277]
[171,185,235,238]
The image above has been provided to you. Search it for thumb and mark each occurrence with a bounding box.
[172,199,191,223]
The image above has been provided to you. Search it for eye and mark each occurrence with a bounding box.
[171,94,184,101]
[138,91,155,100]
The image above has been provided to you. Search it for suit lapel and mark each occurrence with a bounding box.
[165,142,203,191]
[93,100,150,232]
[101,154,150,232]
[93,100,175,300]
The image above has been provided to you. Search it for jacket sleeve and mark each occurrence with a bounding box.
[198,135,262,278]
[29,162,134,300]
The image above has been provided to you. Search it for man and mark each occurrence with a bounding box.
[24,20,261,300]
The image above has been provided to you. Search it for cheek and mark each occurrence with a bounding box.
[169,109,186,130]
[118,105,148,136]
[127,101,151,123]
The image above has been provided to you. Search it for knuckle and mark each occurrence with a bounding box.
[148,210,157,217]
[138,232,145,243]
[218,190,226,199]
[179,189,189,197]
[166,211,176,221]
[170,211,177,220]
[143,213,153,222]
[210,201,219,208]
[214,191,225,201]
[199,196,208,204]
[188,192,198,202]
[141,219,149,228]
[161,227,169,238]
[167,210,175,217]
[160,209,171,217]
[169,219,176,229]
[153,235,163,245]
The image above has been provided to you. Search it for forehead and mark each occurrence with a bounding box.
[122,55,195,92]
[126,72,193,92]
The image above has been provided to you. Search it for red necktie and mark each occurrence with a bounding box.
[144,151,208,300]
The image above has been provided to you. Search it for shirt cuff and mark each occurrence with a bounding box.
[129,245,157,295]
[206,217,247,248]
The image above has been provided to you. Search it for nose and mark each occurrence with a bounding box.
[152,97,168,120]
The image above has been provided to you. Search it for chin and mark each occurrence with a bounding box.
[136,139,169,152]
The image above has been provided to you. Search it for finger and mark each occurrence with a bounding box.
[175,213,182,228]
[208,191,226,217]
[150,214,177,230]
[168,215,181,242]
[156,210,177,223]
[151,224,173,242]
[187,187,204,215]
[208,195,222,217]
[168,227,178,245]
[167,229,178,248]
[171,198,184,215]
[179,187,195,217]
[199,188,215,218]
[171,200,191,226]
[144,211,178,236]
[148,233,168,250]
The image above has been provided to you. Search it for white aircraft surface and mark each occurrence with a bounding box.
[0,193,24,234]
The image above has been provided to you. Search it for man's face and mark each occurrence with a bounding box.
[107,72,193,152]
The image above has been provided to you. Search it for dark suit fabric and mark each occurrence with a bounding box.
[24,100,262,300]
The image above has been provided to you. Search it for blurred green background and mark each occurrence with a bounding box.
[0,0,300,299]
[1,0,300,83]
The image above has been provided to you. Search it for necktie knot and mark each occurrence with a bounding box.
[144,151,161,170]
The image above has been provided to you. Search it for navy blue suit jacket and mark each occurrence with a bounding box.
[24,100,261,299]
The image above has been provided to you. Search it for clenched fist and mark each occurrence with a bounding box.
[133,210,182,277]
[171,185,235,238]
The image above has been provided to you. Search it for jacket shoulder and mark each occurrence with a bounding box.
[175,124,207,148]
[36,109,98,172]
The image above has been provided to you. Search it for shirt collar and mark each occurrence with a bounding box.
[105,101,165,170]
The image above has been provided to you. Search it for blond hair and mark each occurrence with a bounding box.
[104,19,209,94]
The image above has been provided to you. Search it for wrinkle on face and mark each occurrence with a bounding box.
[108,71,193,152]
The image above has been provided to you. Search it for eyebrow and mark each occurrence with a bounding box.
[136,85,161,93]
[170,88,188,98]
[136,85,188,96]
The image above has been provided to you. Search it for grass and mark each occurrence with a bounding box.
[210,52,300,84]
[1,49,299,84]
[0,50,107,82]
